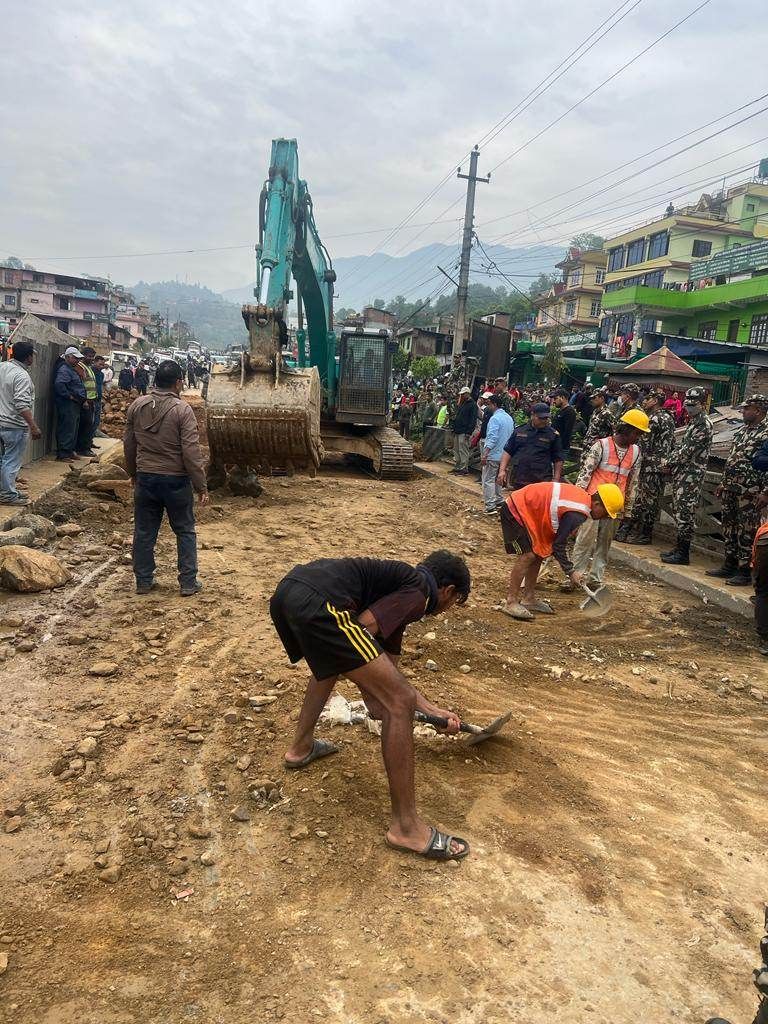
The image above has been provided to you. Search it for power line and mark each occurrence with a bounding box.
[488,0,714,175]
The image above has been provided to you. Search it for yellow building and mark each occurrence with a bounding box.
[601,180,768,355]
[532,248,607,348]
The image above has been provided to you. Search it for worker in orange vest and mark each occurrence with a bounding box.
[570,410,649,587]
[499,479,625,621]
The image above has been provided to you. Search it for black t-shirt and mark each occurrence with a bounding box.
[552,404,577,449]
[286,557,434,654]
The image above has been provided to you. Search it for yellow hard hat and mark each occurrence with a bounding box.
[620,408,651,432]
[596,483,624,519]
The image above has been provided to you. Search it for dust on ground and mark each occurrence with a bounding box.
[1,467,767,1024]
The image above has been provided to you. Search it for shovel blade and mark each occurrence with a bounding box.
[578,584,613,616]
[465,710,514,746]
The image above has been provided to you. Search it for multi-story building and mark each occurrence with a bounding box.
[1,267,113,342]
[531,247,607,352]
[114,300,152,348]
[397,325,453,368]
[600,177,768,356]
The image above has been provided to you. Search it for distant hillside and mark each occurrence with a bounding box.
[131,280,245,348]
[221,242,561,311]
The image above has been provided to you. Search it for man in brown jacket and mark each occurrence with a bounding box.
[124,359,209,596]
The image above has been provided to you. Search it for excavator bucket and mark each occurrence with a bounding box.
[206,306,323,477]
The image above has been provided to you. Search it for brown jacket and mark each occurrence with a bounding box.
[124,388,207,493]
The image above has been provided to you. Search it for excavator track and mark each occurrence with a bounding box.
[370,426,414,479]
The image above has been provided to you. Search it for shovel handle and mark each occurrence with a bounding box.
[414,711,482,735]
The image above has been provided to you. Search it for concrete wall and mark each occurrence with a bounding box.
[8,314,70,460]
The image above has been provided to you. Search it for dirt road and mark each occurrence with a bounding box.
[0,467,766,1024]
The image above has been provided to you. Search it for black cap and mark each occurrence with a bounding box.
[532,402,551,417]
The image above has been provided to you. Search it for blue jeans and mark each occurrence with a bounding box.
[55,399,80,459]
[0,427,29,501]
[133,473,198,587]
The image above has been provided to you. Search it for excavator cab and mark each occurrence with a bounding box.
[335,327,394,425]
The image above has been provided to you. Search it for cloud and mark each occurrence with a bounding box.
[2,0,766,292]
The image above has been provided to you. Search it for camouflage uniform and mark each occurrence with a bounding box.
[719,415,768,567]
[580,405,615,467]
[665,410,714,542]
[631,408,676,529]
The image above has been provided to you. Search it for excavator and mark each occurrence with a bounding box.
[206,138,414,483]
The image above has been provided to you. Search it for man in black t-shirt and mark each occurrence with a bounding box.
[270,550,472,862]
[551,388,577,454]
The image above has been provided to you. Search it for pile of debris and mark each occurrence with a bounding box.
[99,388,136,439]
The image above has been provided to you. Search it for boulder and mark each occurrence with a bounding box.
[79,461,129,483]
[86,479,132,503]
[4,513,57,541]
[0,547,71,593]
[56,523,83,537]
[0,528,36,549]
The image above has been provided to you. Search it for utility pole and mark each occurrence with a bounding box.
[453,146,490,358]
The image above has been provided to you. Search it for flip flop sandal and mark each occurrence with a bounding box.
[386,826,470,861]
[523,600,555,615]
[498,603,535,622]
[284,738,339,770]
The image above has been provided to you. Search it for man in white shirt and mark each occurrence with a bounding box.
[0,342,42,506]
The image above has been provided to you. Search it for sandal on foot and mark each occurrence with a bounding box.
[522,599,555,615]
[386,826,470,861]
[499,602,534,622]
[284,738,339,770]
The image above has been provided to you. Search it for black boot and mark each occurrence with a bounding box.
[725,564,753,586]
[627,522,653,546]
[705,558,738,579]
[661,539,690,565]
[615,521,633,543]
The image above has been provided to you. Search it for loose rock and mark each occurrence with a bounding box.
[200,850,216,866]
[290,825,310,840]
[0,951,7,975]
[98,865,122,883]
[4,817,22,834]
[223,708,240,724]
[76,737,98,758]
[459,664,471,674]
[56,523,83,537]
[425,659,438,672]
[230,805,251,822]
[0,528,36,549]
[0,546,71,593]
[88,661,119,677]
[187,823,212,839]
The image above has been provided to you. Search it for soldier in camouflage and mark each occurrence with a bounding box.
[621,388,676,545]
[660,386,714,565]
[579,387,615,468]
[705,394,768,585]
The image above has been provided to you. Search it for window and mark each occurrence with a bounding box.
[608,247,625,272]
[640,317,656,336]
[746,202,756,213]
[589,299,601,318]
[692,239,712,258]
[595,269,605,285]
[567,270,582,287]
[648,231,669,259]
[644,270,664,288]
[677,325,688,336]
[57,297,71,311]
[565,301,576,319]
[32,273,44,283]
[3,294,15,306]
[727,319,740,343]
[57,320,69,334]
[697,321,718,340]
[750,314,768,347]
[625,238,646,266]
[3,271,14,285]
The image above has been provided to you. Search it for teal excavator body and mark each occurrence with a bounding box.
[206,138,413,480]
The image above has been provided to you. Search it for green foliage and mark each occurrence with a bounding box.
[131,280,245,348]
[372,298,385,309]
[386,284,533,330]
[540,329,566,385]
[569,232,605,252]
[528,272,560,298]
[0,256,23,269]
[392,347,409,371]
[410,355,440,380]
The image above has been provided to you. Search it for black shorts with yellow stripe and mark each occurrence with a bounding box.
[269,578,383,680]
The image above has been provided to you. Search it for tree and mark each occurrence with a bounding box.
[372,298,385,309]
[392,347,409,371]
[540,329,566,385]
[569,232,604,252]
[528,273,560,299]
[0,256,23,269]
[411,355,440,380]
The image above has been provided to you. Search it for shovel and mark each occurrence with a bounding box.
[414,709,514,746]
[579,581,613,615]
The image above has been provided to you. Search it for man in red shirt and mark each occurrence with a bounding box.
[270,550,472,861]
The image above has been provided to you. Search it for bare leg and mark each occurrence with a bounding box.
[284,673,337,764]
[346,655,465,855]
[520,555,543,603]
[506,551,540,605]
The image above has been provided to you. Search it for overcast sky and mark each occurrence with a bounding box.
[2,0,767,295]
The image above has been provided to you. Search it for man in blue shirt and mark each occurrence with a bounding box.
[53,346,87,463]
[498,402,563,490]
[481,394,515,514]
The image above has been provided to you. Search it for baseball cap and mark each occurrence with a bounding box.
[64,345,85,359]
[481,390,494,399]
[532,402,551,417]
[740,393,768,410]
[646,388,667,402]
[459,386,471,395]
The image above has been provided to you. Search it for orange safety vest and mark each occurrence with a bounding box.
[586,436,640,496]
[752,522,768,567]
[508,481,592,559]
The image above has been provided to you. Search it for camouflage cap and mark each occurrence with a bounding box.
[592,386,610,397]
[619,382,640,396]
[685,386,707,402]
[740,394,768,410]
[646,388,667,403]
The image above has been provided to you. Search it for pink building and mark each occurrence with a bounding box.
[1,267,113,341]
[115,301,151,347]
